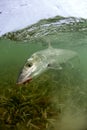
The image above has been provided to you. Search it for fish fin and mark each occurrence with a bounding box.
[47,63,63,70]
[48,40,52,49]
[67,61,74,69]
[46,38,52,49]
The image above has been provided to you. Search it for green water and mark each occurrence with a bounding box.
[0,33,87,89]
[0,17,87,130]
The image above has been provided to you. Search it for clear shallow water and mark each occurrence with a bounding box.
[0,17,87,130]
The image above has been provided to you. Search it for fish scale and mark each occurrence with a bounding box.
[17,47,77,85]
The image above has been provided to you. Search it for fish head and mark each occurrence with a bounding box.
[17,54,46,85]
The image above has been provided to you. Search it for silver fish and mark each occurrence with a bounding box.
[17,47,77,85]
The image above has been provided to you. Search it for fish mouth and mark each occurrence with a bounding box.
[16,76,32,85]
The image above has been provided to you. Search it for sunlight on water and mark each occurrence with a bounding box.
[0,16,87,130]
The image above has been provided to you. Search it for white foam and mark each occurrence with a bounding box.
[0,0,87,36]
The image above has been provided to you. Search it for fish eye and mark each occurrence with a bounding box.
[26,62,33,67]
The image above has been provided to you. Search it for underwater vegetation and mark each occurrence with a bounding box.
[0,65,87,130]
[0,72,59,130]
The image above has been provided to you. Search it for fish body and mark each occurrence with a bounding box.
[17,47,77,85]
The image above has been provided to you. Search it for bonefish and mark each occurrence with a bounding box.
[17,46,77,85]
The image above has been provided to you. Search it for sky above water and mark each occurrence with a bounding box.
[0,0,87,36]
